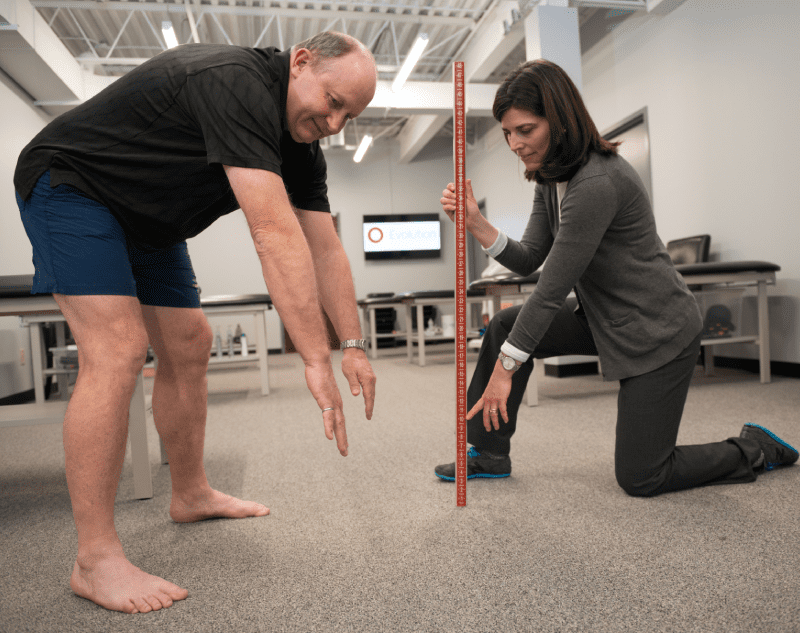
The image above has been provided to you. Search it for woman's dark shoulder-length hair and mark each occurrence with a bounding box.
[492,59,619,184]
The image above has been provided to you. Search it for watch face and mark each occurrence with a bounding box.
[502,356,515,370]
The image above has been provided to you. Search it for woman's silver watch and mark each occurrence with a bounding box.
[498,351,522,372]
[340,339,367,351]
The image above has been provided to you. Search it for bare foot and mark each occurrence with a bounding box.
[170,488,270,523]
[71,553,188,614]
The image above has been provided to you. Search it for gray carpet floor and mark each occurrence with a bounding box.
[1,348,799,633]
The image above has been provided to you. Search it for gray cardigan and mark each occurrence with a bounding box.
[494,152,702,381]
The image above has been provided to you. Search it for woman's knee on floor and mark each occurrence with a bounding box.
[615,456,670,498]
[614,446,671,497]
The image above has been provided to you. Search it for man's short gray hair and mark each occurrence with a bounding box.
[293,31,360,64]
[292,31,374,70]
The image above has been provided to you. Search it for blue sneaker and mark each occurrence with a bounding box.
[434,446,511,481]
[740,424,799,471]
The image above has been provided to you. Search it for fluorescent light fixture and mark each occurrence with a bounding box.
[162,21,179,49]
[353,134,373,163]
[391,33,428,93]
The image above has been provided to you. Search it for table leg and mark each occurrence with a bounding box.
[369,308,378,360]
[704,343,715,376]
[128,371,153,499]
[55,323,69,400]
[255,309,270,396]
[417,304,425,367]
[757,280,771,383]
[29,323,45,405]
[700,285,715,377]
[405,305,413,363]
[525,358,539,407]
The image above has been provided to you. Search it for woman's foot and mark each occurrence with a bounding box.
[740,423,799,471]
[434,446,511,480]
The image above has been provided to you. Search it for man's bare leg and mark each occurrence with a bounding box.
[56,294,189,614]
[140,305,269,522]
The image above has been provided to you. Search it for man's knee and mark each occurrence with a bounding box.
[81,326,150,376]
[158,319,213,368]
[191,321,214,362]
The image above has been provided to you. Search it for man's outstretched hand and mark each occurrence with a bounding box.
[342,351,376,420]
[305,361,349,456]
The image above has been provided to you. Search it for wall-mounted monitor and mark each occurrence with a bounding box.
[363,213,441,260]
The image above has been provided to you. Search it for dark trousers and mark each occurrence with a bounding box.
[467,303,762,497]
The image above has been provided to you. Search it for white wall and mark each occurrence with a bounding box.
[579,0,800,363]
[325,141,456,298]
[0,71,51,398]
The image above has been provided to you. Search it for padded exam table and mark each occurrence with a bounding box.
[358,290,488,365]
[471,261,780,387]
[396,289,488,367]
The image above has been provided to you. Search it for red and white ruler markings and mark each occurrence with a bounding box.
[453,61,467,507]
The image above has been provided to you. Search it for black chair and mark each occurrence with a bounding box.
[666,234,711,265]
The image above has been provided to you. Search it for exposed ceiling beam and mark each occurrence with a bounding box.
[394,0,520,164]
[0,0,87,113]
[572,0,644,8]
[29,0,478,27]
[646,0,688,13]
[24,74,500,118]
[460,0,525,82]
[365,80,498,117]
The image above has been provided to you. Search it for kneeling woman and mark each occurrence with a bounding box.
[435,59,796,496]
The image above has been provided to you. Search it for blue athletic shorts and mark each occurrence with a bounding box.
[16,171,201,308]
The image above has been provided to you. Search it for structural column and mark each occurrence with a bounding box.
[524,2,582,90]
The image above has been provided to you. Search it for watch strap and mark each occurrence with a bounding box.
[498,351,522,371]
[340,339,367,351]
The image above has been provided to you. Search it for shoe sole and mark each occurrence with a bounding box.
[743,423,799,469]
[434,472,510,481]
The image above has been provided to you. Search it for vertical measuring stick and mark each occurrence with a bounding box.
[453,61,467,507]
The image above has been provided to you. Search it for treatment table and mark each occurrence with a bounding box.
[469,261,780,405]
[396,289,489,367]
[359,289,489,365]
[358,262,779,384]
[0,275,273,499]
[358,294,408,360]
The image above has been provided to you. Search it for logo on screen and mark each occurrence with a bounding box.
[363,214,441,260]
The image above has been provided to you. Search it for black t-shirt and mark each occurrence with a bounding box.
[14,44,330,249]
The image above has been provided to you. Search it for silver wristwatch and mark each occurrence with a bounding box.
[498,351,522,372]
[340,339,367,352]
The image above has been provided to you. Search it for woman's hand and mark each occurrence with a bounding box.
[440,178,481,229]
[440,179,499,249]
[466,360,514,432]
